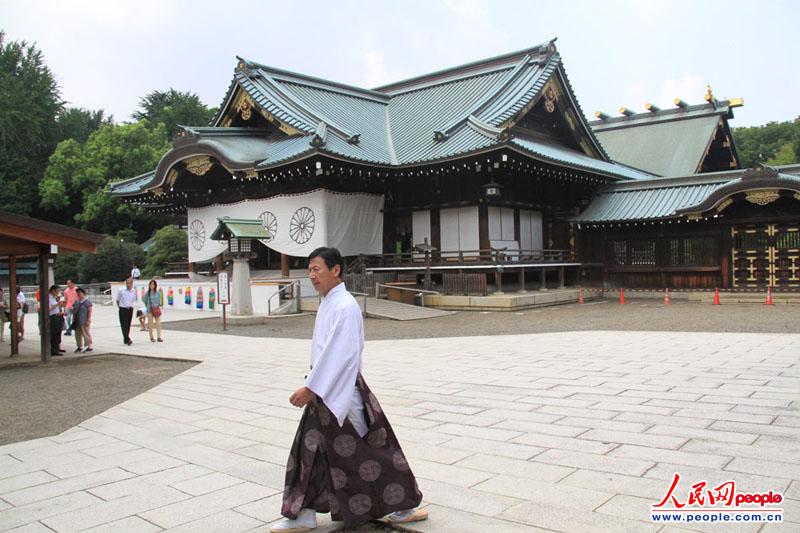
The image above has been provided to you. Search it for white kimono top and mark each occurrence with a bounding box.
[304,282,364,427]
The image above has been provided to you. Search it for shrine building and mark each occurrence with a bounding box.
[110,39,800,295]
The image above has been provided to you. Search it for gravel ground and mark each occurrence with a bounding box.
[0,355,197,445]
[163,299,800,340]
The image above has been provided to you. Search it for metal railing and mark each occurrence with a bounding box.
[374,283,439,307]
[267,280,301,316]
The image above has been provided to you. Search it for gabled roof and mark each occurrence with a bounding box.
[590,98,741,177]
[112,40,653,198]
[209,218,272,241]
[574,163,800,223]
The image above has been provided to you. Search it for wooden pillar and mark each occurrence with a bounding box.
[518,268,526,293]
[215,254,223,275]
[38,250,51,362]
[280,253,290,278]
[720,224,731,289]
[187,261,194,274]
[9,255,18,356]
[559,266,565,289]
[478,202,489,252]
[540,267,547,290]
[494,269,503,294]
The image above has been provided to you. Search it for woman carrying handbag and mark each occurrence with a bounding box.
[144,279,163,342]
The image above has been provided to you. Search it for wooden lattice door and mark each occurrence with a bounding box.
[774,223,800,290]
[733,223,800,289]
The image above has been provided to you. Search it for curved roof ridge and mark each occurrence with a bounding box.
[437,54,532,138]
[263,73,358,141]
[373,39,555,94]
[238,57,390,101]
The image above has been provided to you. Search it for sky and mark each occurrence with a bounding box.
[1,0,798,128]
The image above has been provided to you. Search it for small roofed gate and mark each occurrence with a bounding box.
[732,223,800,290]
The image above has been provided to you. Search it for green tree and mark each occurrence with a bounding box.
[77,237,145,284]
[132,88,216,138]
[144,225,188,277]
[767,143,797,166]
[732,118,800,167]
[0,31,63,215]
[41,120,172,238]
[53,253,81,284]
[56,107,109,144]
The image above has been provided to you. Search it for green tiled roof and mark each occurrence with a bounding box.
[575,164,800,223]
[209,218,272,240]
[590,101,737,177]
[112,40,653,197]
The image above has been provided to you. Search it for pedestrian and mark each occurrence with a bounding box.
[48,285,65,356]
[72,287,93,353]
[136,305,147,331]
[16,287,26,341]
[131,263,141,280]
[0,287,6,343]
[144,279,163,342]
[270,247,426,533]
[116,276,136,345]
[62,279,78,336]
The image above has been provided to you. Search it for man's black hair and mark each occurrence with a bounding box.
[49,284,59,292]
[308,247,344,277]
[76,287,86,295]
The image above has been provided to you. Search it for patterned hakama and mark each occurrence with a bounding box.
[281,374,423,528]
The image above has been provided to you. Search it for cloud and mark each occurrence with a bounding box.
[362,50,405,88]
[656,71,707,107]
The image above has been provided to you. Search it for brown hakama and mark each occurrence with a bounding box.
[281,374,423,528]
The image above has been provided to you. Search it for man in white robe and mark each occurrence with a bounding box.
[271,247,427,533]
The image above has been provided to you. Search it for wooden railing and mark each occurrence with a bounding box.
[355,248,575,269]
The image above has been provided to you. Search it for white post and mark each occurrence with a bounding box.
[231,257,253,315]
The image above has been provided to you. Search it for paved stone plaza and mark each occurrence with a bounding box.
[1,307,798,532]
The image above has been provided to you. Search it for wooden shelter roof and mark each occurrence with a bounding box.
[0,211,106,258]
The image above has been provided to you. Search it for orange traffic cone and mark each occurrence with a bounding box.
[713,287,720,306]
[664,288,671,305]
[765,287,775,306]
[578,288,585,304]
[619,288,625,305]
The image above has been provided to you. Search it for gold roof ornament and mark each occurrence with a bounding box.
[185,156,213,176]
[716,198,733,212]
[239,96,253,121]
[704,84,715,103]
[745,190,780,206]
[544,86,556,113]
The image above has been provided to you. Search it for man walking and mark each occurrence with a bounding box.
[271,247,427,533]
[116,277,136,345]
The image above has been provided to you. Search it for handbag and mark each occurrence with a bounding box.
[152,306,162,318]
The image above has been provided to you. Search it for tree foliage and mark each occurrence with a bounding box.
[41,121,173,239]
[77,237,145,284]
[144,225,188,277]
[132,88,217,138]
[53,252,81,284]
[0,31,62,215]
[56,107,110,144]
[732,118,800,168]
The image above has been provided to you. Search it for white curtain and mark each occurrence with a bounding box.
[186,189,384,262]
